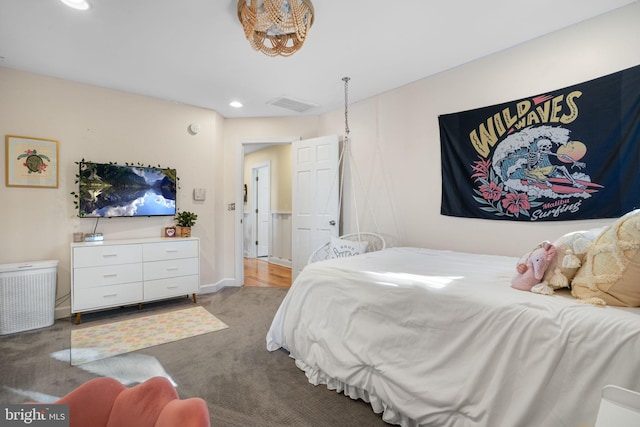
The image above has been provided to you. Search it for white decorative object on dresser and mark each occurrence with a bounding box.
[71,237,199,324]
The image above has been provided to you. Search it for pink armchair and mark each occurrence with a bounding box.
[47,376,210,427]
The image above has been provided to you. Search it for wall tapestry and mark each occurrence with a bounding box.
[439,64,640,221]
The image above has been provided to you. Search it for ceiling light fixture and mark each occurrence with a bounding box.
[237,0,314,57]
[59,0,90,10]
[230,101,243,108]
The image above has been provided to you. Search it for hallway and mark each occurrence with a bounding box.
[244,258,292,288]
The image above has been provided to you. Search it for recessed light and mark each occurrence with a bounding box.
[229,101,243,108]
[59,0,90,10]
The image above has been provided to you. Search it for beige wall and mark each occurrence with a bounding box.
[243,144,292,213]
[1,2,639,317]
[315,2,640,255]
[0,68,225,318]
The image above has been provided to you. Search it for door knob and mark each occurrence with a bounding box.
[329,220,336,226]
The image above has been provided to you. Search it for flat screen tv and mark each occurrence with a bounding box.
[77,162,177,218]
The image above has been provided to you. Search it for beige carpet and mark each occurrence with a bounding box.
[2,288,389,426]
[70,306,228,365]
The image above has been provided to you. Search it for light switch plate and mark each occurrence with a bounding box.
[193,188,206,201]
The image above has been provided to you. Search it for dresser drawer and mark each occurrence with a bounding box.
[144,275,199,301]
[143,257,198,281]
[73,263,143,289]
[73,283,143,312]
[73,244,142,268]
[70,237,200,320]
[143,240,198,262]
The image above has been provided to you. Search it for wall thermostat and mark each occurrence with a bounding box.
[193,188,206,201]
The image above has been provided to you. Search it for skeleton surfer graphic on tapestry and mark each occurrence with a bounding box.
[519,137,585,188]
[492,126,596,198]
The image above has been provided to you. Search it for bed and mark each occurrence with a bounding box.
[266,247,640,427]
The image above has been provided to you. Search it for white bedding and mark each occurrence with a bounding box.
[266,247,640,427]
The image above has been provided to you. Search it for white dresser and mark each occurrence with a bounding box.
[71,237,199,323]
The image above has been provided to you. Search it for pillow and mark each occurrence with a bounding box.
[537,226,607,292]
[329,236,368,259]
[571,209,640,306]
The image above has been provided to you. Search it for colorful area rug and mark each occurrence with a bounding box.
[70,306,228,365]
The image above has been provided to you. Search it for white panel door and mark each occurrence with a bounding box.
[256,164,270,257]
[292,135,340,279]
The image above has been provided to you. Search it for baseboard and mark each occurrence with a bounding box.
[55,305,71,320]
[268,257,291,268]
[199,278,241,294]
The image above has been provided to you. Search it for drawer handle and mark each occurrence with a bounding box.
[166,267,179,271]
[167,285,179,289]
[102,254,118,258]
[103,293,118,298]
[103,274,118,278]
[165,249,179,253]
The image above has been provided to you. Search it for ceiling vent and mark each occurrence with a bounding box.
[267,96,318,113]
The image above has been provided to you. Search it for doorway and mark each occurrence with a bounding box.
[235,135,340,286]
[236,137,298,287]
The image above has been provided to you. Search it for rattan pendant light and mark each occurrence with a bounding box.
[237,0,314,57]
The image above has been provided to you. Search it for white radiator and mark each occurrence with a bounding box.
[0,260,58,335]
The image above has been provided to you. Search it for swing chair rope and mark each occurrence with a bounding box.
[343,77,351,137]
[319,77,383,246]
[308,77,387,264]
[339,77,382,243]
[322,78,350,236]
[340,77,353,239]
[346,140,382,237]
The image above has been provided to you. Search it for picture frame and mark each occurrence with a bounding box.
[5,135,59,188]
[164,226,177,238]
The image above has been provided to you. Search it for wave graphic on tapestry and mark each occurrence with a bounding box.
[472,125,603,221]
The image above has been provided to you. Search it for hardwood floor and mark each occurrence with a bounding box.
[244,257,292,288]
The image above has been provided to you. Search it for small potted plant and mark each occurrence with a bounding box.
[174,211,198,237]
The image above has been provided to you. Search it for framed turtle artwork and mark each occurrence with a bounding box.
[5,135,59,188]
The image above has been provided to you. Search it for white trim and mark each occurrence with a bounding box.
[199,279,237,294]
[271,211,291,264]
[249,160,271,258]
[268,256,292,268]
[55,305,71,320]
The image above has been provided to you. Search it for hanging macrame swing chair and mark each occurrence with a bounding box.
[308,77,386,264]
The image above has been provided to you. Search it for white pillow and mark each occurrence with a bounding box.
[329,236,368,259]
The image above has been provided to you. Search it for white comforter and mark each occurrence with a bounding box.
[266,247,640,427]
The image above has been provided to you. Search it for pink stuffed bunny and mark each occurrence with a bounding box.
[511,241,557,291]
